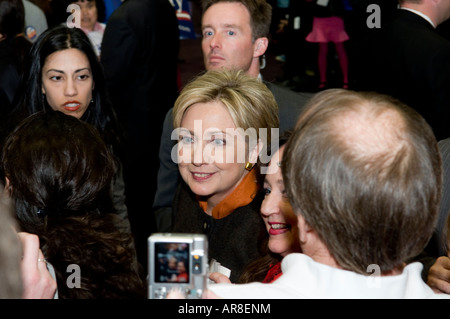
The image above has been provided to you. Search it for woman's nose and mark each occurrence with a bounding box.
[261,193,280,217]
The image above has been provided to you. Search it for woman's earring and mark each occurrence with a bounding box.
[245,162,254,171]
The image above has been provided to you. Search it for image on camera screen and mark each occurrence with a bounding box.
[154,242,190,284]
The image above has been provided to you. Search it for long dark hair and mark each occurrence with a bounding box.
[2,110,116,229]
[1,111,143,298]
[10,24,122,153]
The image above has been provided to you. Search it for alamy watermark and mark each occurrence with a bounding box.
[367,4,381,29]
[60,263,382,290]
[171,121,279,174]
[65,3,382,30]
[66,4,81,29]
[66,264,81,288]
[366,264,381,288]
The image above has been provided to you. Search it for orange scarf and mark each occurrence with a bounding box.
[198,169,259,219]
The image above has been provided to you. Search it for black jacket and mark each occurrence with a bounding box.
[356,9,450,140]
[101,0,180,151]
[171,182,268,283]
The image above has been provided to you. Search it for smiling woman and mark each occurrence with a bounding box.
[171,69,279,283]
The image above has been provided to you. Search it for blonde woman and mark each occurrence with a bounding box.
[171,70,279,283]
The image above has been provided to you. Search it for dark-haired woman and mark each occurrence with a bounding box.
[6,24,130,236]
[1,111,144,298]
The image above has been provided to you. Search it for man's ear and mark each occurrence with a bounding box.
[3,177,12,197]
[297,214,312,244]
[254,37,268,58]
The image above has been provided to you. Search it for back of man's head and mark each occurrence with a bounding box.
[283,89,442,275]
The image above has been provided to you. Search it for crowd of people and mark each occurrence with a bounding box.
[0,0,449,300]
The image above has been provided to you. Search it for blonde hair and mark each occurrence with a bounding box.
[173,70,279,162]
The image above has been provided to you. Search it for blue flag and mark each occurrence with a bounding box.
[169,0,196,39]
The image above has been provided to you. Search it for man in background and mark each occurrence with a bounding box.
[153,0,314,231]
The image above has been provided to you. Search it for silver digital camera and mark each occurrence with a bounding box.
[148,233,208,299]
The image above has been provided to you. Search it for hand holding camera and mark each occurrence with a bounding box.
[148,233,208,299]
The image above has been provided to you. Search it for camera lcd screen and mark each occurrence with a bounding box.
[154,242,190,284]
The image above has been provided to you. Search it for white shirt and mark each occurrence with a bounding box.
[81,22,106,58]
[209,253,450,299]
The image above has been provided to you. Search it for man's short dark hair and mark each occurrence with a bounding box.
[201,0,272,40]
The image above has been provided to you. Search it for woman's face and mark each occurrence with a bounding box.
[178,101,251,212]
[41,48,94,119]
[76,0,98,31]
[261,146,300,257]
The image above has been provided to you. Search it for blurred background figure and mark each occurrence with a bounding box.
[269,0,316,92]
[74,0,106,57]
[50,0,106,57]
[101,0,180,270]
[103,0,122,21]
[1,111,145,298]
[305,0,350,90]
[22,0,48,42]
[0,0,31,119]
[354,0,450,141]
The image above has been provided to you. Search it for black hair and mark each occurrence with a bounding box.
[10,24,122,154]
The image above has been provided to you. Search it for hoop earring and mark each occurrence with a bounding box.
[260,55,266,70]
[245,162,254,171]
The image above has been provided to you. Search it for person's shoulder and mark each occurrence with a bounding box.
[115,0,169,12]
[22,0,46,17]
[107,0,165,28]
[107,0,141,19]
[263,81,314,132]
[392,9,445,41]
[263,81,314,107]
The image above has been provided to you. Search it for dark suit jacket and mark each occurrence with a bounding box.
[101,0,181,257]
[0,38,25,119]
[153,81,314,231]
[356,9,450,141]
[101,0,180,154]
